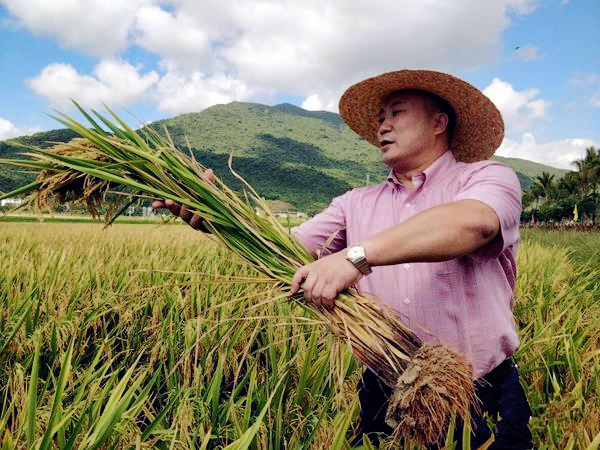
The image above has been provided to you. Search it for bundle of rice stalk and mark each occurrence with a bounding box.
[0,104,476,446]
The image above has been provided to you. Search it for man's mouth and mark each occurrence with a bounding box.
[380,139,394,149]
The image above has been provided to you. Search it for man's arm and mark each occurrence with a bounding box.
[290,199,500,309]
[363,199,499,265]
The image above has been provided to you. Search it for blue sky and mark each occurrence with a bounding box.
[1,0,598,169]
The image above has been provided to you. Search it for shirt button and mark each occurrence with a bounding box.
[404,298,411,305]
[403,263,410,269]
[405,203,412,208]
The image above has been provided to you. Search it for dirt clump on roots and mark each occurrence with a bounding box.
[385,344,477,447]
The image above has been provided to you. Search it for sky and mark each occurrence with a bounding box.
[0,0,599,170]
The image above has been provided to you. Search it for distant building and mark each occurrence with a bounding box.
[267,200,293,214]
[142,206,157,218]
[1,198,23,207]
[259,199,308,221]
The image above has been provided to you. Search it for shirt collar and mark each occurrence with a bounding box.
[386,150,456,188]
[422,150,456,180]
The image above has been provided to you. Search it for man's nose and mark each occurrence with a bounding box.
[378,117,392,135]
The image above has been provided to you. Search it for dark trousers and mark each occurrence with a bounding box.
[354,359,533,449]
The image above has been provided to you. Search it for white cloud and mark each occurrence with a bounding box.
[0,117,40,140]
[0,117,19,140]
[1,0,148,56]
[483,78,551,131]
[7,0,542,115]
[505,0,538,15]
[301,94,338,112]
[218,0,515,100]
[497,132,600,169]
[26,60,159,111]
[133,5,217,73]
[155,72,252,115]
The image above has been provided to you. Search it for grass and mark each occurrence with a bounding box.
[0,213,161,225]
[521,227,600,272]
[0,212,307,230]
[0,223,598,448]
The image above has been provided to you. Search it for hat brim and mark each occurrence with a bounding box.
[338,70,504,163]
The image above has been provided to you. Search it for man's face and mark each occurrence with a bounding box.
[377,91,443,172]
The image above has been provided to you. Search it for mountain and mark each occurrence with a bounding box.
[0,128,80,199]
[1,102,568,212]
[492,155,567,189]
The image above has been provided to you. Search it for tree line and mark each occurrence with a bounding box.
[521,146,599,225]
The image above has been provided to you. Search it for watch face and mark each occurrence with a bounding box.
[348,246,363,259]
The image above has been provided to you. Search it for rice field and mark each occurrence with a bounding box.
[0,222,599,449]
[521,227,600,272]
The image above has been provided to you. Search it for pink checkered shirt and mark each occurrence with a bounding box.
[293,151,522,379]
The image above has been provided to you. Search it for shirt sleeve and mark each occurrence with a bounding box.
[291,192,348,257]
[454,161,522,259]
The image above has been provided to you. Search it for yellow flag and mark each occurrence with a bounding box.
[573,205,578,222]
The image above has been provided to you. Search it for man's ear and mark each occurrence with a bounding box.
[433,112,449,136]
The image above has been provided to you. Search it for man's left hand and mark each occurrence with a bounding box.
[290,250,363,309]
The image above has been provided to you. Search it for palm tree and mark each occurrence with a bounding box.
[557,171,583,200]
[523,182,543,209]
[573,147,599,190]
[572,146,599,222]
[533,172,557,201]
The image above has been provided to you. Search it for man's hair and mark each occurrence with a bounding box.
[392,89,457,141]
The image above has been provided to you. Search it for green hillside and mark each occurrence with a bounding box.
[1,102,568,211]
[492,155,567,189]
[150,102,388,212]
[0,128,79,195]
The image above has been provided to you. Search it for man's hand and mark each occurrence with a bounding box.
[151,169,216,231]
[290,250,364,309]
[151,199,207,230]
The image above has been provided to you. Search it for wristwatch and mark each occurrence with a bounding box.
[346,244,372,275]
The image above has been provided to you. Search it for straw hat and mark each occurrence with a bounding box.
[338,69,504,163]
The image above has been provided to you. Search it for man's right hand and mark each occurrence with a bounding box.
[290,250,364,310]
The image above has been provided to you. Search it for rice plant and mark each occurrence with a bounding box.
[0,223,361,448]
[514,240,600,449]
[0,223,599,448]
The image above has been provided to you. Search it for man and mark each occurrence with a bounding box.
[155,69,533,448]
